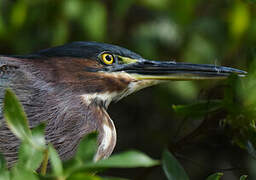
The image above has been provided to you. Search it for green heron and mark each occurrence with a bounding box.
[0,42,246,167]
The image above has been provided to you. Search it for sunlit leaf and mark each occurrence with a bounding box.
[3,89,31,141]
[86,150,159,168]
[11,167,38,180]
[0,171,10,180]
[0,153,9,180]
[31,123,46,150]
[76,132,98,163]
[3,89,46,171]
[69,150,159,174]
[17,142,44,171]
[206,172,223,180]
[64,132,98,176]
[162,149,189,180]
[49,144,64,177]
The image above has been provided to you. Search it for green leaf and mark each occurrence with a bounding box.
[0,153,6,171]
[64,132,98,176]
[17,142,44,171]
[15,123,47,171]
[162,149,189,180]
[85,150,159,169]
[68,150,159,175]
[49,144,63,177]
[0,171,10,180]
[3,89,31,141]
[4,89,46,153]
[240,175,248,180]
[31,123,46,150]
[11,167,38,180]
[0,153,9,180]
[172,100,222,118]
[76,132,98,163]
[206,172,223,180]
[4,89,46,171]
[3,89,31,140]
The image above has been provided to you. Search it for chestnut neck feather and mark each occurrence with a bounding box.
[0,56,124,167]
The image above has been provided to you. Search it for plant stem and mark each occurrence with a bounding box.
[41,149,49,175]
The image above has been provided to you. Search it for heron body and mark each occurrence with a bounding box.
[0,42,246,167]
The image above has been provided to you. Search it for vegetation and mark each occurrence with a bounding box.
[0,89,248,180]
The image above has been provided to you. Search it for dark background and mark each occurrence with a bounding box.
[0,0,255,179]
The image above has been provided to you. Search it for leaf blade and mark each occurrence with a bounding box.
[88,150,159,168]
[17,142,44,171]
[3,89,31,140]
[68,150,159,175]
[162,149,189,180]
[49,144,64,177]
[76,132,98,163]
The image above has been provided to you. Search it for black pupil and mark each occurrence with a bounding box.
[106,55,112,61]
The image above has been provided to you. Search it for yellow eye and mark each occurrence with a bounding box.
[101,53,114,65]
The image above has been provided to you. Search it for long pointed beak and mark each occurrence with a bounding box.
[118,60,247,80]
